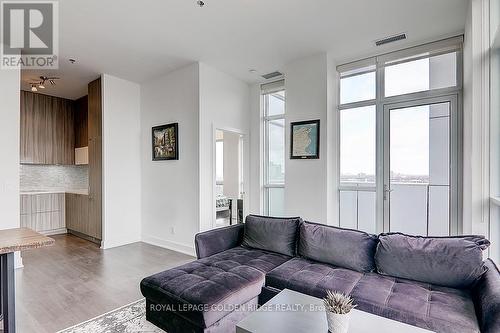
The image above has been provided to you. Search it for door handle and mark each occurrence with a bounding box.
[383,185,393,201]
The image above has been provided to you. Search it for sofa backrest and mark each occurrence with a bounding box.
[195,224,244,259]
[298,221,378,273]
[242,215,301,256]
[375,233,490,289]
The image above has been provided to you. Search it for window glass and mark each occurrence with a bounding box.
[266,91,285,116]
[340,72,376,104]
[389,105,430,183]
[340,105,376,184]
[268,187,285,217]
[267,119,285,184]
[385,52,457,97]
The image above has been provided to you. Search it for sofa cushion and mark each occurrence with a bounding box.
[266,257,364,296]
[265,257,480,333]
[140,246,291,328]
[375,233,490,289]
[352,273,480,333]
[198,246,292,273]
[298,221,378,272]
[242,215,301,256]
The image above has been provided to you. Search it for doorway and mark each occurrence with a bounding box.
[214,129,245,227]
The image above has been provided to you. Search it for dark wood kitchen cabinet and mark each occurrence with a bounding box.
[20,91,75,165]
[74,95,88,149]
[67,78,102,243]
[87,78,102,240]
[65,193,89,235]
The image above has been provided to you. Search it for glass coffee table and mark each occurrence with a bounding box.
[236,289,434,333]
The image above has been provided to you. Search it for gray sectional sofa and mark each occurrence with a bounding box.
[140,215,500,333]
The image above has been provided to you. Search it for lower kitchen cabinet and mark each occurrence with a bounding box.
[65,193,101,242]
[20,193,66,234]
[65,193,88,235]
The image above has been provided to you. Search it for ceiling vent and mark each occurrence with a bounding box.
[261,71,283,80]
[375,33,407,46]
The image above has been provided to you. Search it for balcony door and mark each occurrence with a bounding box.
[382,96,459,235]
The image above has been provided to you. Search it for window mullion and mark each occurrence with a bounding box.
[338,100,376,110]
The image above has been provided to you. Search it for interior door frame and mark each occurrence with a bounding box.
[211,125,248,229]
[381,94,460,235]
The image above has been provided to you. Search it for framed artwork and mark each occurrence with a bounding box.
[290,119,320,159]
[152,123,178,161]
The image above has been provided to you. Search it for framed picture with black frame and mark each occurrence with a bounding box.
[152,123,179,161]
[290,119,320,159]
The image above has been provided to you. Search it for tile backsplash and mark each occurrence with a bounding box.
[20,164,89,191]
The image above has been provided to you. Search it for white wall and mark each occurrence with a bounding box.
[283,53,333,224]
[141,64,200,256]
[463,0,490,237]
[326,55,339,225]
[247,53,337,224]
[0,67,20,229]
[249,84,263,215]
[489,0,500,262]
[0,64,22,267]
[198,63,250,231]
[102,74,142,249]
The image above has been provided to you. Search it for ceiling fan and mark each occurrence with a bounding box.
[29,75,60,92]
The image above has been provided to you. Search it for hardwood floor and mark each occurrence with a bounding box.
[16,234,194,333]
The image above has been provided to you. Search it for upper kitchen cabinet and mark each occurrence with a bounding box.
[88,78,101,141]
[74,95,89,165]
[20,91,75,165]
[74,95,88,148]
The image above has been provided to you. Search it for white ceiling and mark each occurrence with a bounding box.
[21,0,468,100]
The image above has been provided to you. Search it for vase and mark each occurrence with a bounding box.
[325,311,351,333]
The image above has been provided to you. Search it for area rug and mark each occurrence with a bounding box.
[57,299,165,333]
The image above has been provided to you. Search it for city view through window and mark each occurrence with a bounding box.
[340,53,456,186]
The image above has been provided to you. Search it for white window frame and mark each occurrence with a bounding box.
[337,36,463,235]
[262,80,285,215]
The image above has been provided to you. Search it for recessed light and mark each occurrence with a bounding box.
[197,0,205,7]
[249,69,257,74]
[69,58,76,64]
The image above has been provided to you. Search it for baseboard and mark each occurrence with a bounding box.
[40,228,67,236]
[68,229,102,246]
[100,237,141,250]
[141,234,196,257]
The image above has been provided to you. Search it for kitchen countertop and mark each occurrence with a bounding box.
[20,189,89,195]
[0,227,55,254]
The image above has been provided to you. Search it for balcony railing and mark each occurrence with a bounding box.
[339,183,450,236]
